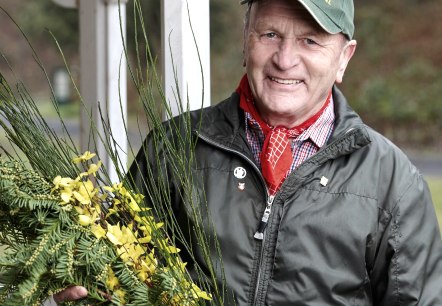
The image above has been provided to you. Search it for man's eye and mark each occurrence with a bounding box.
[264,32,278,39]
[305,38,318,45]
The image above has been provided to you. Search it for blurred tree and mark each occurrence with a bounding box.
[18,1,78,51]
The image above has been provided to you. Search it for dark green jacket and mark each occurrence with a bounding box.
[129,87,442,305]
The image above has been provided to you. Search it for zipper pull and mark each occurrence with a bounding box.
[254,195,274,240]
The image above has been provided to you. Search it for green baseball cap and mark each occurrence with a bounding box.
[240,0,355,39]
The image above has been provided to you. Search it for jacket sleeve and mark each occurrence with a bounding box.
[373,173,442,305]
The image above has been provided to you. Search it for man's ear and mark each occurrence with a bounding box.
[335,39,357,84]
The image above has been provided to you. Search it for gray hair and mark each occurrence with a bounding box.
[243,0,254,29]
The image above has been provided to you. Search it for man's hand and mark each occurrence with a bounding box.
[53,286,88,304]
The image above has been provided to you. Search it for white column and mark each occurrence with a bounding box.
[161,0,211,119]
[105,0,128,181]
[79,0,128,183]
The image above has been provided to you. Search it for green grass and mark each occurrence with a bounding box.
[427,177,442,233]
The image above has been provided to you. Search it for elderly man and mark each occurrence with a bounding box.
[55,0,442,305]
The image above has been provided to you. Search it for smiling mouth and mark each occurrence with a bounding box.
[269,77,303,85]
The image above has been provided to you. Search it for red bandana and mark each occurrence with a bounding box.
[236,74,331,195]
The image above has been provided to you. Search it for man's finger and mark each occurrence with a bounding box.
[53,286,88,304]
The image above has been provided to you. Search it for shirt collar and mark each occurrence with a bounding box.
[245,96,335,149]
[296,96,335,148]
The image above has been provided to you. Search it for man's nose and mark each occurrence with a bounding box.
[272,38,300,70]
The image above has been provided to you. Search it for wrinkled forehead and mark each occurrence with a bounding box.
[248,0,326,34]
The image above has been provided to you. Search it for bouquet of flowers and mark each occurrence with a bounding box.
[0,151,210,305]
[0,2,223,304]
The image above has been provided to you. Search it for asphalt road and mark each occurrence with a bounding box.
[410,156,442,178]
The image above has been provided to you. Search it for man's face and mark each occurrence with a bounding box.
[244,0,356,127]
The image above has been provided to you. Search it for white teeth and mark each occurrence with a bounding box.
[270,77,302,85]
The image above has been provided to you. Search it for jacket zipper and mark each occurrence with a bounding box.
[253,195,274,240]
[196,133,273,305]
[253,194,275,305]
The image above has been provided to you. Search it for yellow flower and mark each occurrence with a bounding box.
[91,223,106,239]
[72,151,96,164]
[79,161,103,178]
[60,188,73,204]
[105,208,118,218]
[136,261,154,282]
[52,176,79,204]
[52,176,74,189]
[128,195,141,212]
[78,214,94,226]
[121,225,137,244]
[118,243,144,264]
[111,182,123,193]
[192,283,212,300]
[106,267,119,290]
[134,193,145,203]
[157,239,180,254]
[137,235,151,244]
[106,223,124,246]
[74,206,84,215]
[87,161,102,175]
[73,180,96,205]
[103,185,114,193]
[136,250,157,281]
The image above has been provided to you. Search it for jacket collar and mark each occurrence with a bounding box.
[194,85,371,163]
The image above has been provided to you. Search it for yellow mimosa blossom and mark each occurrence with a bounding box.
[72,151,96,164]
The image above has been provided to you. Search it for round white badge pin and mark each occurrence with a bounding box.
[234,167,247,179]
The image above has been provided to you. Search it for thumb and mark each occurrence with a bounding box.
[53,285,88,304]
